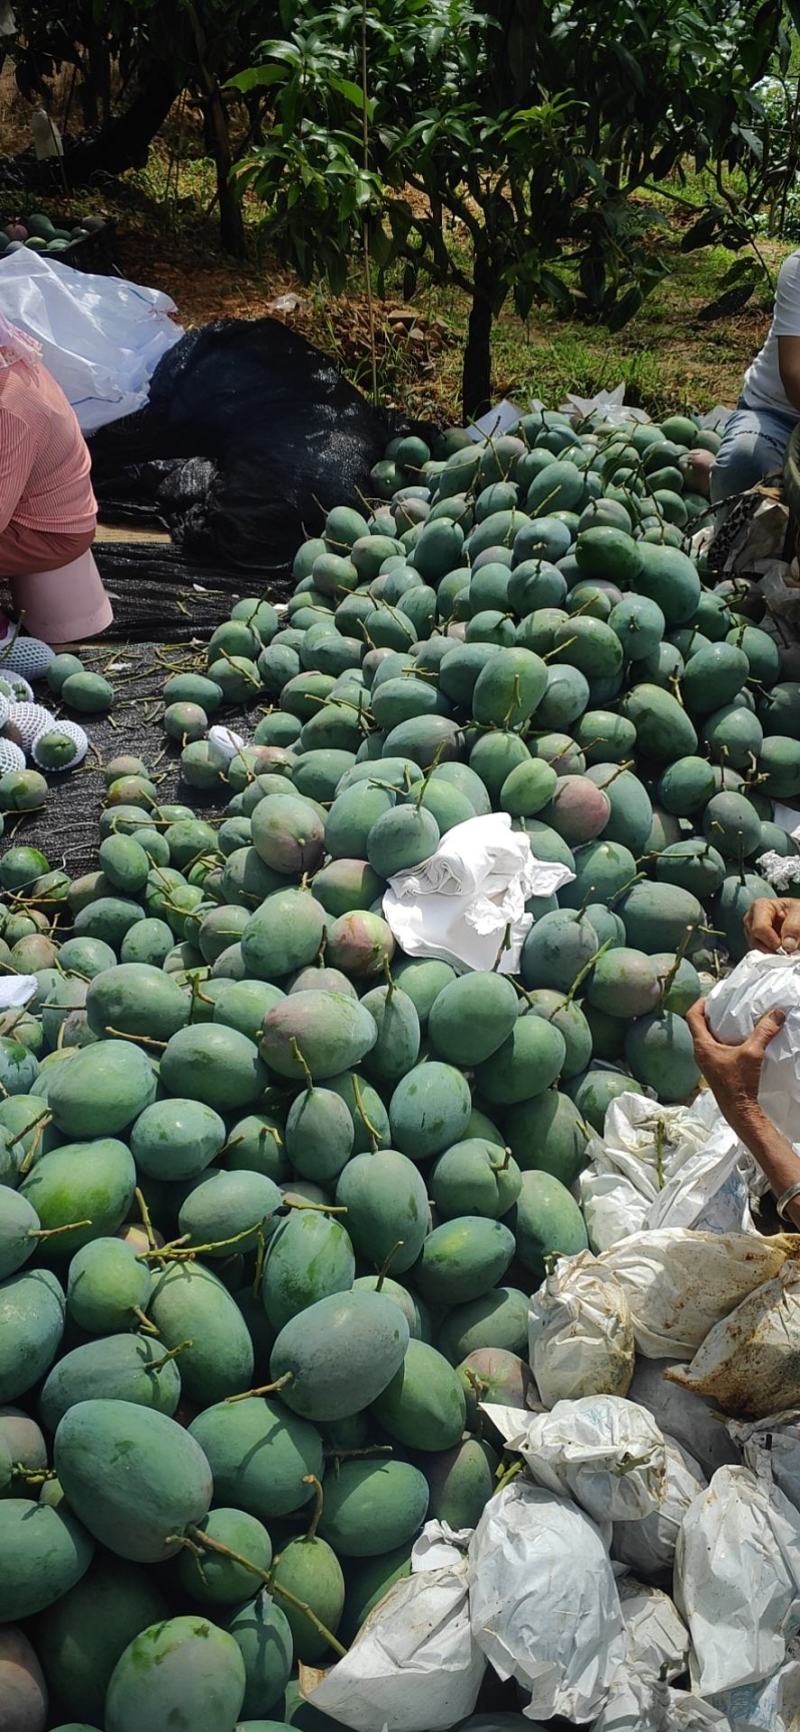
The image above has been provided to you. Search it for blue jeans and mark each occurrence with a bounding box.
[710,399,798,505]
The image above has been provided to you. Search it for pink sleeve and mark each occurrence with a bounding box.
[0,408,36,536]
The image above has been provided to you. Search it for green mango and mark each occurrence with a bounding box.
[262,1211,355,1331]
[54,1400,212,1562]
[130,1097,226,1179]
[511,1170,588,1280]
[47,1040,156,1138]
[390,957,457,1025]
[227,1591,294,1718]
[371,1338,466,1450]
[66,1237,151,1335]
[359,983,421,1084]
[36,1557,168,1722]
[148,1262,254,1404]
[271,1535,344,1663]
[389,1061,472,1160]
[241,889,326,980]
[261,991,377,1080]
[0,1267,65,1402]
[624,1010,700,1102]
[104,1615,246,1732]
[335,1149,429,1273]
[318,1458,429,1557]
[475,1015,566,1104]
[160,1025,268,1111]
[428,971,519,1066]
[437,1286,529,1363]
[269,1291,409,1422]
[178,1168,281,1254]
[20,1137,135,1256]
[413,1217,515,1305]
[310,858,384,918]
[189,1398,322,1520]
[176,1507,272,1605]
[424,1436,498,1527]
[430,1139,521,1220]
[617,881,704,953]
[0,1497,93,1619]
[586,948,661,1019]
[40,1333,182,1432]
[283,1087,354,1183]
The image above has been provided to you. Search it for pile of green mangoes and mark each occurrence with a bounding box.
[0,212,106,261]
[0,401,799,1732]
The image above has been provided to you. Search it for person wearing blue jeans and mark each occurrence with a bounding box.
[711,250,800,508]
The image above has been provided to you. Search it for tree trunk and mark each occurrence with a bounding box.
[65,64,180,180]
[184,0,245,259]
[202,88,246,258]
[462,246,494,420]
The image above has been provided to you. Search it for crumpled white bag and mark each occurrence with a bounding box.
[207,724,246,769]
[559,383,651,427]
[468,1479,625,1723]
[528,1252,635,1405]
[706,952,800,1141]
[627,1357,740,1481]
[0,974,37,1011]
[613,1436,706,1581]
[577,1090,757,1251]
[731,1410,800,1514]
[597,1229,793,1358]
[616,1573,689,1680]
[410,1521,472,1572]
[308,1552,485,1732]
[0,249,183,431]
[591,1673,731,1731]
[382,813,573,974]
[666,1258,800,1417]
[712,1658,800,1731]
[483,1396,666,1523]
[675,1464,800,1695]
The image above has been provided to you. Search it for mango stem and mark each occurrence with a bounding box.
[224,1371,294,1405]
[302,1473,324,1541]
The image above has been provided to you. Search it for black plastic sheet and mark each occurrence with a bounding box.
[89,317,409,572]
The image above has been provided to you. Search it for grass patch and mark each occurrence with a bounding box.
[110,133,790,422]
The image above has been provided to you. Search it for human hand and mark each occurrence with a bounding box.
[686,998,785,1133]
[745,897,800,954]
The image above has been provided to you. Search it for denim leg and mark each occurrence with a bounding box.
[710,406,795,505]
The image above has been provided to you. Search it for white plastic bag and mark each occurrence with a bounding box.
[592,1673,732,1730]
[0,249,183,431]
[705,952,800,1141]
[675,1464,800,1695]
[597,1229,792,1358]
[528,1251,635,1404]
[308,1555,485,1732]
[729,1409,800,1511]
[559,383,651,428]
[483,1396,666,1523]
[712,1659,800,1731]
[666,1258,800,1416]
[383,814,573,974]
[627,1357,740,1480]
[616,1573,689,1680]
[613,1436,706,1581]
[578,1091,756,1249]
[410,1521,472,1572]
[468,1479,625,1723]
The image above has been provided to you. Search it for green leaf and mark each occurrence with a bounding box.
[227,64,290,91]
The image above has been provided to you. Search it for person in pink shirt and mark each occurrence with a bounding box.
[0,312,112,642]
